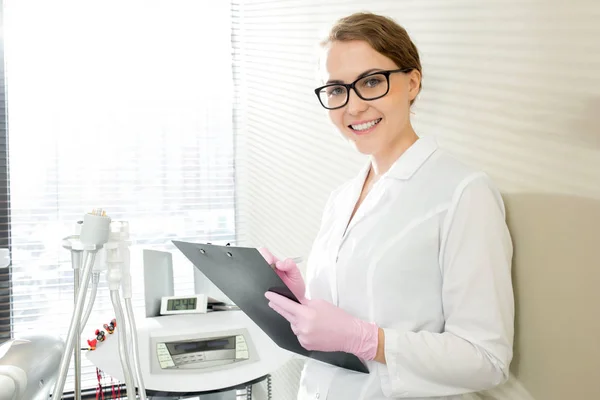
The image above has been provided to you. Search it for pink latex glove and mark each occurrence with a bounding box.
[258,247,307,303]
[264,291,379,361]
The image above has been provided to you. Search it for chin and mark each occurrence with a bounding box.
[340,127,385,155]
[348,140,380,156]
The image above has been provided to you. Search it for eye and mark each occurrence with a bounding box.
[362,77,383,88]
[326,86,345,97]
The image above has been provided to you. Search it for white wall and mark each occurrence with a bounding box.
[232,1,600,399]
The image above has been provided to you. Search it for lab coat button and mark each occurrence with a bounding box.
[315,394,320,399]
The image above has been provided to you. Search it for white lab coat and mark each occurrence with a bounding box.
[298,136,514,400]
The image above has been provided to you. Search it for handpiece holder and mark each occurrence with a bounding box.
[52,210,111,400]
[53,212,147,400]
[62,236,105,253]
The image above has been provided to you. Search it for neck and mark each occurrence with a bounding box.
[370,124,419,177]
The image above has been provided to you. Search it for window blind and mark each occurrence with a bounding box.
[3,0,235,393]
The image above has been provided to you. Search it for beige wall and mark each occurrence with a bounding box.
[506,194,600,399]
[232,1,600,398]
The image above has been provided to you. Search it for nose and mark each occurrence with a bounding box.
[345,88,368,115]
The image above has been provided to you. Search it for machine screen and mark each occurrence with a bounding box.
[167,297,197,311]
[166,337,235,355]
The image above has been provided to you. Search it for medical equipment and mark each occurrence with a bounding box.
[88,311,290,396]
[0,335,64,400]
[86,248,293,398]
[52,209,147,400]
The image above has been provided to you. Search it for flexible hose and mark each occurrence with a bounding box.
[52,251,97,400]
[80,273,100,333]
[125,298,148,400]
[73,267,82,400]
[110,290,136,400]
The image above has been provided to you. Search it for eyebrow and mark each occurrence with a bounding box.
[326,68,383,85]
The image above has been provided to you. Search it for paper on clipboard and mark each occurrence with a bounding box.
[171,240,369,374]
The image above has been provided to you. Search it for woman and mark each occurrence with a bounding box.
[260,11,514,400]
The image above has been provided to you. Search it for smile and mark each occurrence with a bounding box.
[348,118,382,133]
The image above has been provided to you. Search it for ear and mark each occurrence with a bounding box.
[407,69,422,101]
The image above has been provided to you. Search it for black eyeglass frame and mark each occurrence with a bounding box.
[313,67,414,110]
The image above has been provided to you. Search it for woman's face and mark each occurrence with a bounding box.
[321,40,421,157]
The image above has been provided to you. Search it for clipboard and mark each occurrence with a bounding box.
[172,240,369,374]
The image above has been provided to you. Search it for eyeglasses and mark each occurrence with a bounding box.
[314,68,414,110]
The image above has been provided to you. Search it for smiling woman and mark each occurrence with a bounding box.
[261,11,515,400]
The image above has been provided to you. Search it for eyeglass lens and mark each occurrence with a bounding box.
[318,73,389,109]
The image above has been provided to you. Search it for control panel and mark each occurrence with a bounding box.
[151,328,256,373]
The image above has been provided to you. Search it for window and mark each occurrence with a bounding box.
[3,0,235,392]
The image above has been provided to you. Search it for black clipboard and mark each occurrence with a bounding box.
[172,240,369,374]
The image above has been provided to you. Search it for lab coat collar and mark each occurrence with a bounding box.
[382,136,438,180]
[340,136,437,242]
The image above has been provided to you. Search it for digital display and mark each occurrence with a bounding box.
[206,339,230,348]
[166,337,235,355]
[174,342,203,352]
[167,297,197,311]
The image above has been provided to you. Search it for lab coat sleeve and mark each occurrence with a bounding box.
[381,174,514,398]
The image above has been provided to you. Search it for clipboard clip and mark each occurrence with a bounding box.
[197,247,233,257]
[196,244,302,265]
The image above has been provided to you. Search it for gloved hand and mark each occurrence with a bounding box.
[264,291,379,361]
[258,247,307,303]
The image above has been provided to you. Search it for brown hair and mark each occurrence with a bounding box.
[322,12,422,104]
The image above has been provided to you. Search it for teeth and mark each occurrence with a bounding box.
[351,118,381,131]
